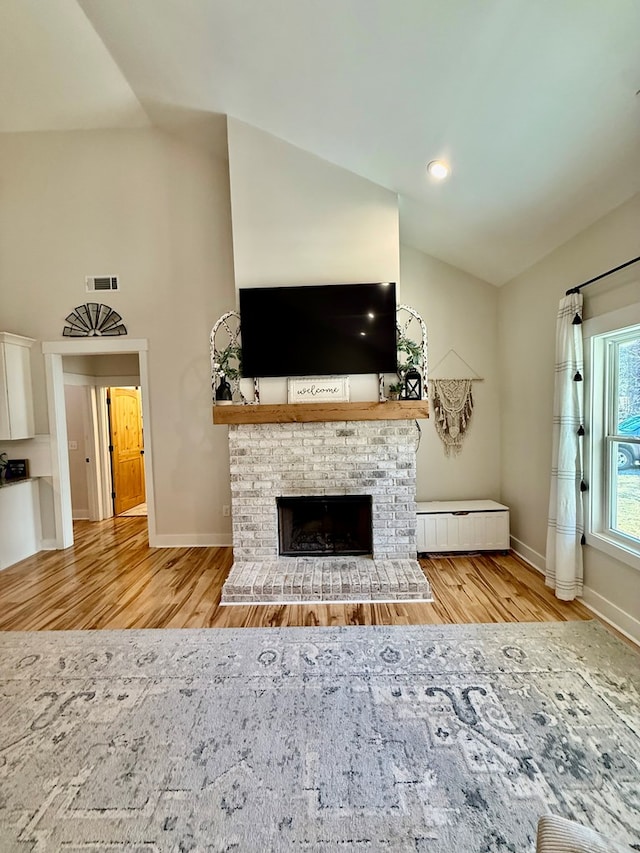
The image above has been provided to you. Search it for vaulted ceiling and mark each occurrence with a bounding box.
[2,0,639,285]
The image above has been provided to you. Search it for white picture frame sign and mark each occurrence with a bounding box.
[287,377,350,403]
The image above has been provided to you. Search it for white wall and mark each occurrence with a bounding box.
[227,118,399,290]
[499,192,640,636]
[5,116,591,566]
[226,120,501,500]
[64,354,140,377]
[0,121,503,545]
[0,127,237,544]
[64,384,89,519]
[227,118,401,405]
[400,246,501,501]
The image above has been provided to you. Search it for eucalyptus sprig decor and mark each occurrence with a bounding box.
[213,343,243,404]
[213,343,243,383]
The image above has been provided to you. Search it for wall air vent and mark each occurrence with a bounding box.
[86,275,119,293]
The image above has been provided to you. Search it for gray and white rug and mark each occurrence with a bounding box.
[0,621,638,852]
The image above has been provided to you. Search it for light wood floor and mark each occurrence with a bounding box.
[0,517,596,632]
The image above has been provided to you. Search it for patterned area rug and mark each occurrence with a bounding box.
[0,622,638,852]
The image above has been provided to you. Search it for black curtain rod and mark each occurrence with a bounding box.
[566,255,640,295]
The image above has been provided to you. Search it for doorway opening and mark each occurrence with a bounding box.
[62,352,148,524]
[43,338,155,549]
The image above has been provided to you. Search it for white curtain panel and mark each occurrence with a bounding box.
[545,292,585,600]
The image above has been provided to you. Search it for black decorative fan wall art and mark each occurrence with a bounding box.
[62,304,127,337]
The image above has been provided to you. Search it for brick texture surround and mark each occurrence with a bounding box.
[229,420,419,561]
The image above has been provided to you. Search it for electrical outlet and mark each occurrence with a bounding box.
[68,440,78,451]
[222,505,230,517]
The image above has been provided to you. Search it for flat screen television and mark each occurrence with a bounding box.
[239,282,397,378]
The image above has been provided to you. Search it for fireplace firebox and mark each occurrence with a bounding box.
[277,495,373,557]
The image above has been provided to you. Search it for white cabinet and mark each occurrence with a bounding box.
[0,332,35,440]
[0,480,41,569]
[417,500,510,553]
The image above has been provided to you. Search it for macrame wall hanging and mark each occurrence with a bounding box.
[429,349,482,456]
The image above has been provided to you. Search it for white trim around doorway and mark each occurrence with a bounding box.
[42,339,157,548]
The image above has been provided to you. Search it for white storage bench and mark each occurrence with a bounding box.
[416,500,510,554]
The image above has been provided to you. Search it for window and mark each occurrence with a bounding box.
[588,319,640,569]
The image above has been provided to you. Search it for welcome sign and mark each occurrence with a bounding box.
[287,377,350,403]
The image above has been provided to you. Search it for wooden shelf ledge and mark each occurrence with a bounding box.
[212,400,429,425]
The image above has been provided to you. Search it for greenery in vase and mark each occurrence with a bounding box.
[213,343,242,382]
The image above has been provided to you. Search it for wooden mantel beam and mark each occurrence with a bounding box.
[212,400,429,425]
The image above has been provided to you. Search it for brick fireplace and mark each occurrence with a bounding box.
[220,414,432,603]
[229,420,419,560]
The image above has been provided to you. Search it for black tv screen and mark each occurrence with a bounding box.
[239,282,397,378]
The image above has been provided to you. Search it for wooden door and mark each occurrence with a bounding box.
[107,387,145,515]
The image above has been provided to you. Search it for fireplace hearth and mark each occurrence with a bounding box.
[278,495,372,557]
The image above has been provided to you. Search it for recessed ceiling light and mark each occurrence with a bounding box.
[427,160,450,180]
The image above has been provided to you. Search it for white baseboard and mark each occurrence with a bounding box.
[39,538,58,551]
[149,533,232,548]
[510,536,545,573]
[579,588,640,647]
[511,536,639,646]
[72,511,90,520]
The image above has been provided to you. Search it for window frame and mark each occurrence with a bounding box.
[585,305,640,572]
